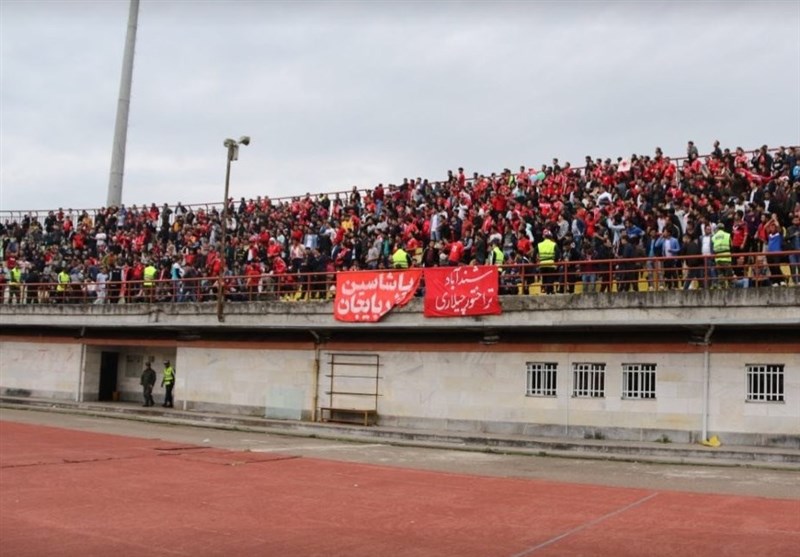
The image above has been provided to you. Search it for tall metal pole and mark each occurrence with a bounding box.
[216,137,248,322]
[107,0,140,208]
[216,150,233,323]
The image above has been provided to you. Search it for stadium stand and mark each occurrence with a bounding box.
[1,142,799,304]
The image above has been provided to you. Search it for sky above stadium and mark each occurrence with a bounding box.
[1,0,798,212]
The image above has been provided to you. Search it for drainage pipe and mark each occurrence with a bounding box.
[77,344,86,403]
[310,331,322,422]
[701,325,715,442]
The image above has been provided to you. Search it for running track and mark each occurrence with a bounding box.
[1,420,797,557]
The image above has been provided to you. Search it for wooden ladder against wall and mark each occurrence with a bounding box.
[319,353,380,426]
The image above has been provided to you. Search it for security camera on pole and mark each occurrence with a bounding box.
[217,136,250,322]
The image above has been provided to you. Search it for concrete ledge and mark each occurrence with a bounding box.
[1,287,798,331]
[3,396,798,469]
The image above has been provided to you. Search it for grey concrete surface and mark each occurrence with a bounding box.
[2,407,799,501]
[3,396,798,466]
[2,287,798,331]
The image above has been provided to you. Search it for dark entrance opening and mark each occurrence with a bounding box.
[98,352,119,401]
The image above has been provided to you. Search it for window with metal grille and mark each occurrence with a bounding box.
[746,364,785,402]
[526,362,558,397]
[622,363,657,399]
[572,363,605,398]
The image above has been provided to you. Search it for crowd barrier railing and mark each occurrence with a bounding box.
[2,250,798,307]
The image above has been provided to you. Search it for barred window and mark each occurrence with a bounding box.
[526,362,558,397]
[746,364,785,402]
[572,363,605,398]
[622,364,657,399]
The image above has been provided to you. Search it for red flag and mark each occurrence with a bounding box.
[423,266,502,317]
[334,270,422,322]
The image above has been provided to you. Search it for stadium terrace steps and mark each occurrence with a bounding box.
[1,396,798,469]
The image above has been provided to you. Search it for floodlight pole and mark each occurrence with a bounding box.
[107,0,140,208]
[216,138,249,322]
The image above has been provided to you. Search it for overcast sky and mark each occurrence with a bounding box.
[1,0,798,212]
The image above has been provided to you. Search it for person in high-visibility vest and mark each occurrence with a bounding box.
[161,360,176,408]
[57,268,71,304]
[712,224,732,287]
[537,229,560,294]
[488,239,505,266]
[143,262,157,303]
[8,262,22,304]
[392,244,411,269]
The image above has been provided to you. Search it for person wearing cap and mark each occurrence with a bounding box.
[161,360,176,408]
[536,229,560,294]
[140,362,156,407]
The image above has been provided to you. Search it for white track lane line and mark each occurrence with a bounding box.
[509,492,660,557]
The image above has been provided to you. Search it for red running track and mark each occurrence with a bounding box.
[1,420,798,557]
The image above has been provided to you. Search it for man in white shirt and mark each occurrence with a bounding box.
[94,266,108,305]
[94,227,108,254]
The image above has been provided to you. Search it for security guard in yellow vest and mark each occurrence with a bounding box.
[488,239,505,266]
[161,360,176,408]
[537,229,560,294]
[392,245,410,269]
[143,262,157,302]
[57,268,71,304]
[8,264,22,304]
[712,225,732,286]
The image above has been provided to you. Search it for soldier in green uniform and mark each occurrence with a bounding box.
[140,362,156,407]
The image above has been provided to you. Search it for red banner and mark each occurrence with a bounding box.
[335,270,423,322]
[423,266,502,317]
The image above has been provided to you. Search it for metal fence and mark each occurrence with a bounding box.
[3,250,798,307]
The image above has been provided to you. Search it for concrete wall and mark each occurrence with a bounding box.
[111,348,177,404]
[0,341,82,400]
[709,352,800,445]
[2,287,799,332]
[371,349,799,444]
[176,347,315,419]
[2,340,798,446]
[81,346,102,402]
[0,342,180,403]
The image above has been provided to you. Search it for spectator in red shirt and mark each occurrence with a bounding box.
[447,238,464,266]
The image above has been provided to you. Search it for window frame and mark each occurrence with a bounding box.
[572,362,606,398]
[745,364,785,403]
[621,363,657,400]
[526,362,558,397]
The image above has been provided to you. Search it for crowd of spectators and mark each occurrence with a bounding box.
[1,141,799,304]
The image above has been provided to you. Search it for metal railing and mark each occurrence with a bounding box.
[2,250,797,307]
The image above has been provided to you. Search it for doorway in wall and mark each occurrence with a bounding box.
[98,352,119,401]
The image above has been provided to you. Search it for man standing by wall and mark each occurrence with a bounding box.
[140,362,156,407]
[161,360,176,408]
